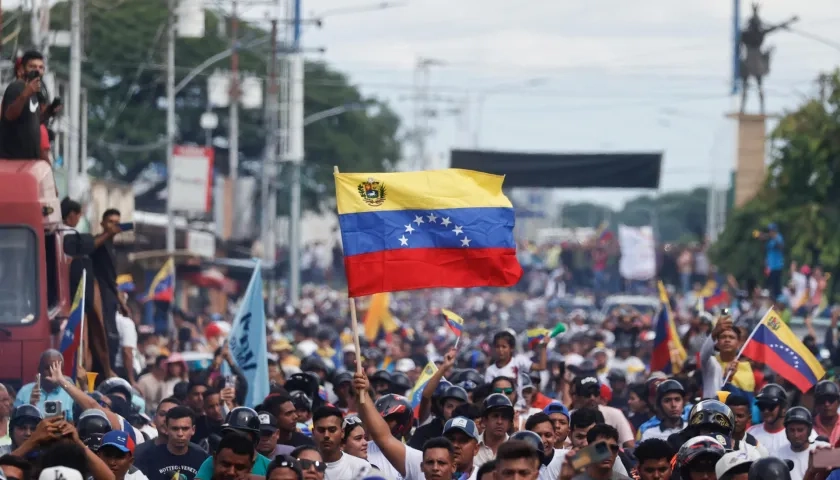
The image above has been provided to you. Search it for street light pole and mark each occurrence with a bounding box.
[165,0,177,253]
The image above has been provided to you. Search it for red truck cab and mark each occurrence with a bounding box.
[0,160,73,387]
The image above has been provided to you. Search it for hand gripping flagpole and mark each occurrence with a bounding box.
[335,166,366,404]
[722,309,766,385]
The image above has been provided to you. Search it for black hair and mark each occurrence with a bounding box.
[452,403,481,420]
[262,394,293,417]
[725,394,751,408]
[0,454,32,480]
[37,440,89,478]
[342,417,364,442]
[634,438,674,465]
[570,407,604,431]
[491,376,516,389]
[524,412,553,431]
[311,406,343,425]
[187,380,207,393]
[158,397,181,408]
[217,431,255,459]
[265,455,302,480]
[476,459,497,479]
[20,51,43,69]
[492,331,516,348]
[154,355,169,368]
[102,208,121,221]
[497,439,540,465]
[60,197,81,221]
[470,383,493,406]
[165,405,195,424]
[585,423,619,444]
[421,437,454,456]
[628,383,650,406]
[290,445,319,458]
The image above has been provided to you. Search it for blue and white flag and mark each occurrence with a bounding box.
[223,261,270,407]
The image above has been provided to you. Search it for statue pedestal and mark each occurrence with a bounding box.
[726,113,768,207]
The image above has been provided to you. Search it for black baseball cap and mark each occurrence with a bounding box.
[574,376,601,396]
[257,411,278,433]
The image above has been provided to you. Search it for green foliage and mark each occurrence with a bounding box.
[711,69,840,298]
[35,0,400,209]
[558,187,710,243]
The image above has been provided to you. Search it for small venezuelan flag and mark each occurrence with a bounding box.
[334,169,523,297]
[142,258,175,303]
[442,309,464,337]
[526,328,549,349]
[741,308,825,392]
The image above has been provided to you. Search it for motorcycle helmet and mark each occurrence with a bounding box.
[748,457,791,480]
[374,394,413,438]
[784,407,813,428]
[390,372,412,395]
[10,405,43,431]
[290,391,313,412]
[482,393,514,419]
[77,409,112,450]
[755,383,787,408]
[677,436,725,480]
[510,430,545,461]
[223,407,260,438]
[370,370,392,385]
[656,379,686,406]
[686,399,735,437]
[300,355,328,376]
[98,377,133,401]
[440,386,469,405]
[333,371,353,388]
[814,380,840,401]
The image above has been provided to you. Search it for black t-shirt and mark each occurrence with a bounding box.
[0,80,41,159]
[91,240,119,293]
[134,443,208,480]
[279,431,315,449]
[408,417,444,450]
[192,415,222,445]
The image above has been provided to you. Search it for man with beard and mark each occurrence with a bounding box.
[311,406,369,480]
[777,407,828,480]
[209,433,256,480]
[441,417,479,480]
[640,380,685,441]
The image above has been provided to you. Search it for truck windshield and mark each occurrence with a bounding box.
[0,227,38,324]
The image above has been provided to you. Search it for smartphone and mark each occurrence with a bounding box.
[118,222,135,232]
[36,373,41,390]
[44,400,63,419]
[813,449,840,469]
[569,441,614,470]
[225,376,236,389]
[26,70,40,81]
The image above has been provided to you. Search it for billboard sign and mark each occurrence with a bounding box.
[171,145,214,214]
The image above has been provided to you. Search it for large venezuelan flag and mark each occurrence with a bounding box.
[741,308,825,393]
[650,281,687,374]
[334,169,523,297]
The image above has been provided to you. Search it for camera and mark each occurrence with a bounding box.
[26,70,40,81]
[44,400,63,419]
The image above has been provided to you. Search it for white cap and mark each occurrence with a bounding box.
[715,449,759,480]
[396,358,416,373]
[39,467,84,480]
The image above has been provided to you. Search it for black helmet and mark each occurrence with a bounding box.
[677,436,725,474]
[300,356,328,374]
[77,409,112,450]
[10,405,43,431]
[441,386,469,404]
[370,370,392,384]
[748,458,791,480]
[784,406,813,428]
[815,380,840,399]
[285,373,321,408]
[333,371,353,387]
[510,430,545,461]
[390,372,412,394]
[98,377,133,401]
[482,393,514,419]
[687,400,735,436]
[374,394,413,438]
[433,380,453,399]
[656,379,685,405]
[223,407,260,435]
[290,391,313,412]
[756,383,787,407]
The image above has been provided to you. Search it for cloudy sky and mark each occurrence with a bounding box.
[249,0,839,208]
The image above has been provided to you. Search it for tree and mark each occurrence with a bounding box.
[38,1,400,206]
[711,70,840,298]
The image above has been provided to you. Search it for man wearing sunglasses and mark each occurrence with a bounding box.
[290,445,326,480]
[747,383,791,456]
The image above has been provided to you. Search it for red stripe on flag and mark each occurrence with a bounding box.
[742,340,815,392]
[344,247,522,297]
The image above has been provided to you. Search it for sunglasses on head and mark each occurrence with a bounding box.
[493,387,514,395]
[342,415,362,429]
[298,459,327,472]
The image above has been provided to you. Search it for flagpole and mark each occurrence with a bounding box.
[722,308,769,385]
[77,270,87,377]
[335,165,365,404]
[454,336,461,349]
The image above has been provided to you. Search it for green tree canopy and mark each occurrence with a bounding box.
[711,70,840,298]
[31,0,400,208]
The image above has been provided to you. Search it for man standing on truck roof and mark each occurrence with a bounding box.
[91,208,132,373]
[0,50,44,160]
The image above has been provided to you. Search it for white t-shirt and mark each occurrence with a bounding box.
[539,449,566,480]
[640,424,684,442]
[777,441,829,480]
[125,469,150,480]
[114,313,141,373]
[366,442,424,480]
[324,452,371,480]
[747,424,818,457]
[485,355,532,383]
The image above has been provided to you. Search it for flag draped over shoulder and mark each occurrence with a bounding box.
[363,292,399,341]
[650,281,687,374]
[141,258,175,303]
[60,271,86,378]
[334,169,523,297]
[223,262,270,407]
[741,308,825,392]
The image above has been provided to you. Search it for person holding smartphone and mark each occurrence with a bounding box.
[0,50,45,159]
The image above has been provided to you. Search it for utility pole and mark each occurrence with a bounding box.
[412,58,442,170]
[229,0,240,182]
[287,0,304,307]
[67,0,82,199]
[263,17,280,313]
[165,0,177,252]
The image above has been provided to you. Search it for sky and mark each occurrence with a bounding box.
[259,0,839,208]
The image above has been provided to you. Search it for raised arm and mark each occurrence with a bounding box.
[353,372,408,477]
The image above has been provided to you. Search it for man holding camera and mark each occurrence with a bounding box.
[0,50,46,159]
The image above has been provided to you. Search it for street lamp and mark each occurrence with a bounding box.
[472,77,547,148]
[287,103,371,307]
